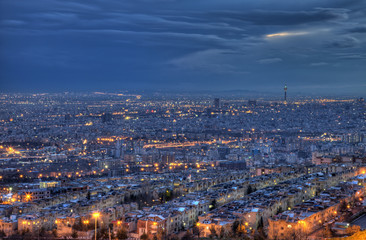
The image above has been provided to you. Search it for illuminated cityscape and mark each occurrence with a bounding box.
[0,0,365,240]
[0,93,365,239]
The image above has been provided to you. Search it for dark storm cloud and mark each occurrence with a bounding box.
[0,0,365,95]
[211,8,349,26]
[328,36,360,48]
[335,53,366,60]
[348,26,366,33]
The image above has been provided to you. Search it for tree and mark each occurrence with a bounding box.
[72,219,83,231]
[157,228,166,240]
[52,229,58,238]
[20,228,33,240]
[71,229,78,239]
[116,228,128,240]
[219,226,225,238]
[87,191,91,200]
[110,230,116,240]
[22,231,33,240]
[99,227,109,239]
[165,189,172,201]
[339,200,348,212]
[193,225,203,238]
[253,227,267,240]
[257,217,264,229]
[141,233,149,240]
[180,223,186,231]
[276,206,283,215]
[209,225,217,238]
[237,223,247,237]
[210,199,217,210]
[322,225,333,238]
[346,225,360,235]
[7,232,24,240]
[181,231,193,240]
[246,185,253,195]
[232,220,240,236]
[39,227,47,237]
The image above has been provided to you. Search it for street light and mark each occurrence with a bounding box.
[93,212,100,240]
[25,194,32,202]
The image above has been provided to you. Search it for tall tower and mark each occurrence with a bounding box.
[284,84,287,102]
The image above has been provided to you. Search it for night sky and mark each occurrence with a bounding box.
[0,0,365,95]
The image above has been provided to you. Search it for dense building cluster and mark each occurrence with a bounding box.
[0,93,365,239]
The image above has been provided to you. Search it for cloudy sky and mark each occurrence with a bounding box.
[0,0,365,95]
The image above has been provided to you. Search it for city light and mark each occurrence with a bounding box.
[0,66,364,240]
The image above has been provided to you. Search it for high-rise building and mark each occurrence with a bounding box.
[284,84,287,102]
[214,98,220,108]
[162,154,175,164]
[115,139,124,158]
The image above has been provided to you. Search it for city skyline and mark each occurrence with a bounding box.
[0,92,365,240]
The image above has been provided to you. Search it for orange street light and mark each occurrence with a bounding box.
[93,212,100,240]
[25,194,32,202]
